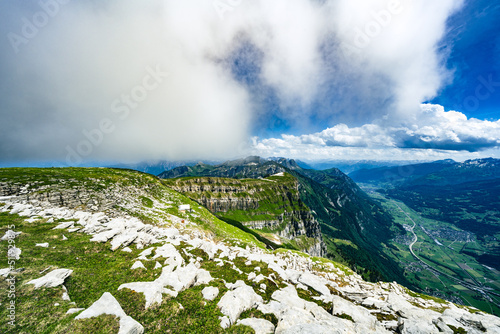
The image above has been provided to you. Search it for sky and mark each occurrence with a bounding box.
[0,0,499,166]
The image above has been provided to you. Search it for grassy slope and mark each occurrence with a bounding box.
[0,168,264,248]
[0,211,261,333]
[1,167,490,332]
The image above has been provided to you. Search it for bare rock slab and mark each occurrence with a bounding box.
[237,318,275,334]
[218,283,263,325]
[75,292,144,334]
[26,269,73,289]
[202,286,219,301]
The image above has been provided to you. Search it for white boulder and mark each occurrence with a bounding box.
[218,283,263,324]
[75,292,144,334]
[66,308,84,314]
[7,247,21,260]
[1,230,21,240]
[237,318,275,334]
[202,286,219,301]
[0,268,11,277]
[26,269,73,289]
[131,261,146,270]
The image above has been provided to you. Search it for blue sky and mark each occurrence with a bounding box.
[0,0,499,165]
[430,0,500,120]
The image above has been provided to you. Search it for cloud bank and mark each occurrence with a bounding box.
[251,104,500,161]
[0,0,472,164]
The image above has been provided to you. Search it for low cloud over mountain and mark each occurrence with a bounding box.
[0,0,479,163]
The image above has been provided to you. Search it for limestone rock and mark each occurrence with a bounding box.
[118,282,164,309]
[218,283,263,324]
[219,316,231,329]
[277,322,345,334]
[0,268,10,277]
[195,268,214,285]
[331,294,377,329]
[66,308,85,314]
[202,286,219,301]
[26,269,73,289]
[137,247,155,260]
[298,272,331,296]
[237,318,275,334]
[131,261,146,270]
[111,233,138,251]
[62,285,71,301]
[7,247,21,260]
[1,230,21,240]
[75,292,144,334]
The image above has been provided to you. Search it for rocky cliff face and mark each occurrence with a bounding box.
[0,182,109,212]
[164,176,326,257]
[0,180,148,215]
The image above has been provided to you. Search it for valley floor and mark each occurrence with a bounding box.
[365,189,500,317]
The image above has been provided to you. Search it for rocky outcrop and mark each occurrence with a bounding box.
[218,281,264,325]
[0,182,108,212]
[202,196,260,212]
[166,177,325,257]
[0,180,157,215]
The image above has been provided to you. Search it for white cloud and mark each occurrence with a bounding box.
[0,0,466,163]
[251,104,500,160]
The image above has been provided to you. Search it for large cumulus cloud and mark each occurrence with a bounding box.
[0,0,467,164]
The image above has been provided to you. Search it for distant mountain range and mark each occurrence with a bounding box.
[349,159,458,186]
[109,160,222,177]
[110,158,427,176]
[306,160,425,174]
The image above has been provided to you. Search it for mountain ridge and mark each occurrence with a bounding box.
[158,157,407,284]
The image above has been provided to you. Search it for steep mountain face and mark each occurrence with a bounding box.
[163,174,325,257]
[280,164,406,284]
[159,157,407,284]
